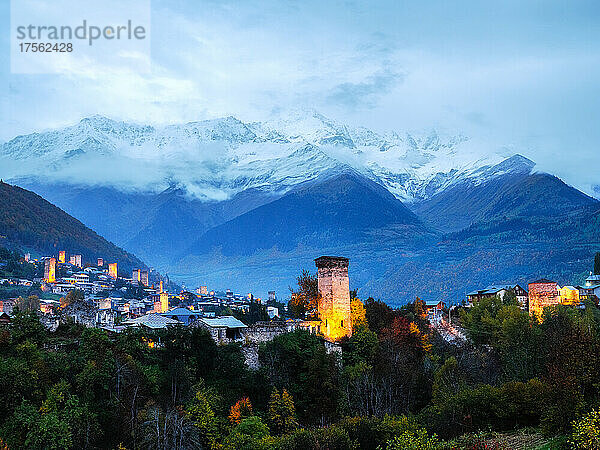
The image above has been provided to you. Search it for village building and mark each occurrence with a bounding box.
[44,257,56,283]
[40,299,60,315]
[140,270,149,286]
[96,308,116,327]
[195,316,248,343]
[0,299,16,315]
[266,306,279,319]
[467,284,529,309]
[578,274,600,303]
[108,263,118,279]
[424,300,446,322]
[559,285,582,307]
[161,307,203,326]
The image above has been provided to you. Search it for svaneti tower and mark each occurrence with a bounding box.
[315,256,352,342]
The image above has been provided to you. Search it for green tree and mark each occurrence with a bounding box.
[364,297,395,336]
[342,324,378,367]
[502,288,518,306]
[460,296,504,346]
[268,388,298,435]
[185,382,221,449]
[595,252,600,275]
[259,330,340,425]
[14,380,100,450]
[15,295,40,313]
[9,310,47,346]
[222,416,273,450]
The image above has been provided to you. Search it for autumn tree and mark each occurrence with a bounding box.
[268,388,298,434]
[60,289,85,309]
[229,396,253,425]
[571,407,600,449]
[350,298,367,330]
[288,270,319,319]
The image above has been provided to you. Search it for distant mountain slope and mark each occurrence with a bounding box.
[413,157,596,232]
[185,172,429,257]
[20,181,284,266]
[0,181,145,272]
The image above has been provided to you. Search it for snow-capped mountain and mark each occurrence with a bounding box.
[0,111,533,203]
[3,111,599,305]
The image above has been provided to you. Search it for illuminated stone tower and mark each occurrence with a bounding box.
[58,250,66,264]
[314,256,352,342]
[528,279,559,319]
[108,263,118,279]
[44,258,56,283]
[160,291,169,312]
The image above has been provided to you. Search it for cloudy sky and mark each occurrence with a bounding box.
[1,0,599,193]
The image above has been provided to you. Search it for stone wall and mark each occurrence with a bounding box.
[245,322,288,343]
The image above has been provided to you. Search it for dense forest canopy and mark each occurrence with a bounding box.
[1,286,600,448]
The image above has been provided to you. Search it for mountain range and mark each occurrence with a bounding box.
[1,111,599,304]
[0,181,145,274]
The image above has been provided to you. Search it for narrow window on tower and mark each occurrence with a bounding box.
[341,320,344,327]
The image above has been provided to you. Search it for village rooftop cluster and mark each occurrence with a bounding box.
[2,248,600,350]
[0,249,286,343]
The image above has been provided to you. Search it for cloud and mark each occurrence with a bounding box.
[327,68,404,109]
[1,0,600,195]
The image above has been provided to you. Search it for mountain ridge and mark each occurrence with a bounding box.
[0,181,146,273]
[0,111,533,203]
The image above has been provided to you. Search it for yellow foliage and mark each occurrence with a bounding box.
[351,298,367,330]
[410,321,432,353]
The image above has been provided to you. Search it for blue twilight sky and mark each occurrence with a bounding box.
[1,0,600,194]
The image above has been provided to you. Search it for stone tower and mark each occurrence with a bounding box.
[314,256,352,342]
[44,257,56,283]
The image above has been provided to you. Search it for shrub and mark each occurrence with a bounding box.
[382,427,440,449]
[570,408,600,449]
[223,416,274,450]
[276,426,357,450]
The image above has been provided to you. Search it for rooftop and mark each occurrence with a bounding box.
[531,278,556,285]
[123,313,182,329]
[199,316,247,329]
[424,300,444,307]
[161,307,203,317]
[314,256,349,268]
[467,285,513,296]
